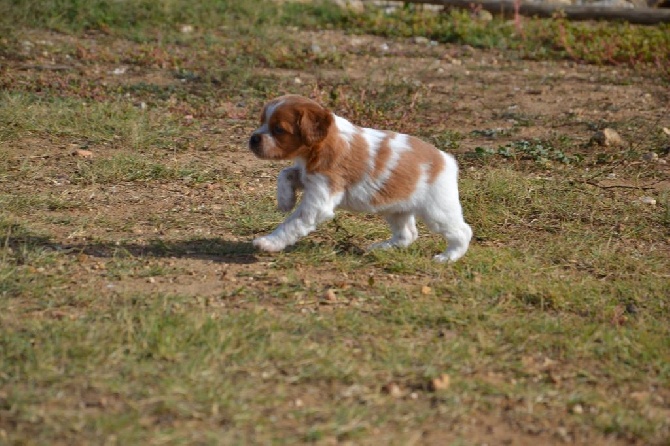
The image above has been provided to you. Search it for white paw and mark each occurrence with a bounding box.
[253,235,287,252]
[433,251,463,263]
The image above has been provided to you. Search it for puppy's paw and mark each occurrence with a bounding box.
[433,251,463,263]
[253,235,287,252]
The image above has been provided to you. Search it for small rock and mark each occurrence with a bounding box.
[637,196,656,206]
[180,24,194,34]
[310,43,321,54]
[294,77,302,85]
[382,382,403,398]
[379,43,389,52]
[642,152,658,162]
[662,127,670,137]
[413,36,429,44]
[571,403,584,414]
[147,277,156,284]
[591,128,625,147]
[111,67,127,75]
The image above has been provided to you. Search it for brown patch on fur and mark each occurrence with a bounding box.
[371,150,421,206]
[306,127,370,193]
[409,136,445,184]
[371,135,445,206]
[372,132,393,180]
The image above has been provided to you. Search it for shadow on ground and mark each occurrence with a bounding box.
[2,223,258,265]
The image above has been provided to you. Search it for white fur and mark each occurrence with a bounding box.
[253,113,472,262]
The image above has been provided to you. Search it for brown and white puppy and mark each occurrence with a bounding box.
[249,95,472,262]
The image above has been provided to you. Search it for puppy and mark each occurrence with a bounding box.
[248,95,472,262]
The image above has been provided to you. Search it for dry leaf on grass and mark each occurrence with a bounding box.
[74,149,93,158]
[429,374,451,391]
[322,288,337,303]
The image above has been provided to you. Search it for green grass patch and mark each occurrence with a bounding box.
[0,92,182,149]
[2,0,669,71]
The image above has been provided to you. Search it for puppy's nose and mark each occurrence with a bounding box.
[249,134,261,148]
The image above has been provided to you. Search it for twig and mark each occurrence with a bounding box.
[18,64,75,71]
[406,0,670,24]
[583,180,662,191]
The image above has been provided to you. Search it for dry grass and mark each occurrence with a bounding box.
[1,1,669,444]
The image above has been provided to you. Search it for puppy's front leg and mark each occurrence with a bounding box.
[277,166,303,212]
[254,179,338,252]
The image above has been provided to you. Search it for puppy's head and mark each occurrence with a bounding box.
[249,95,334,160]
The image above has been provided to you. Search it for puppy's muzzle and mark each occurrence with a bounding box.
[249,133,262,155]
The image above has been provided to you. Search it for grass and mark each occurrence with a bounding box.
[1,0,669,444]
[0,93,182,148]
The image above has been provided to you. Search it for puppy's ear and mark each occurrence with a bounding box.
[299,104,334,146]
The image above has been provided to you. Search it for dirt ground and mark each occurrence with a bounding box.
[2,25,669,445]
[5,28,668,286]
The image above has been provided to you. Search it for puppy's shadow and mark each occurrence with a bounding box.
[79,238,259,264]
[3,226,259,265]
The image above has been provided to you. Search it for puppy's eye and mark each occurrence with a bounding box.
[273,126,286,135]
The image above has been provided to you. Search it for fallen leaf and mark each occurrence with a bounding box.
[323,288,337,303]
[611,305,627,327]
[421,285,432,295]
[74,149,93,158]
[430,374,451,391]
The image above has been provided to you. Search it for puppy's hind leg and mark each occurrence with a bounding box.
[421,201,471,262]
[368,213,418,251]
[423,211,472,262]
